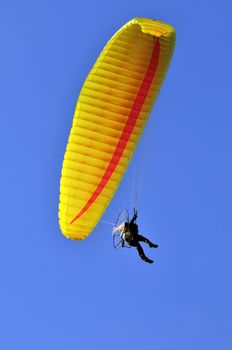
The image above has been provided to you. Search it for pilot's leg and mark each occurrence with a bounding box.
[137,235,158,248]
[135,243,153,264]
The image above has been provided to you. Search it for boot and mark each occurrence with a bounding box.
[144,257,154,264]
[149,242,158,248]
[140,254,154,264]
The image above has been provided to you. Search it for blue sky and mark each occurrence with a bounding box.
[0,0,232,349]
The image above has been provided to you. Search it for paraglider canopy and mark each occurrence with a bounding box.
[59,18,176,240]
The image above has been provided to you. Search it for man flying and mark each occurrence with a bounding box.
[116,209,158,264]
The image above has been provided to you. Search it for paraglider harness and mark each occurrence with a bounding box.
[112,208,138,249]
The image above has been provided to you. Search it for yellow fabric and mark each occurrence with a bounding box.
[59,18,176,240]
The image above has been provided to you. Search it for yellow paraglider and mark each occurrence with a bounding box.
[59,17,176,240]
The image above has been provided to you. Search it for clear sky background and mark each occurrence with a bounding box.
[0,0,231,349]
